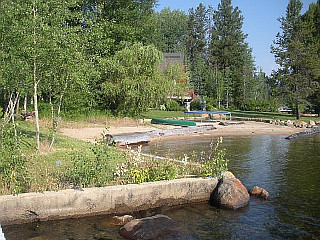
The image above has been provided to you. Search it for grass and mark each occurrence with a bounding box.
[0,118,128,195]
[141,109,320,122]
[231,110,320,122]
[141,110,186,119]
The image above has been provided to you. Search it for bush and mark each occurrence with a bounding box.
[165,99,183,111]
[0,122,30,194]
[64,144,115,188]
[200,137,228,178]
[243,99,278,112]
[190,100,202,110]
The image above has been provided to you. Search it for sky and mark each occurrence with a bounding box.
[155,0,316,75]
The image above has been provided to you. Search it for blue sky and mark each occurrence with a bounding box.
[155,0,316,75]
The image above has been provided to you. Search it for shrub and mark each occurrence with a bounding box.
[0,121,30,194]
[190,100,202,110]
[200,137,228,178]
[64,144,115,188]
[165,99,183,111]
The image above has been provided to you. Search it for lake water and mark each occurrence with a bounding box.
[3,134,320,239]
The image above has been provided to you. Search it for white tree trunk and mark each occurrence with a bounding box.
[23,95,27,112]
[33,60,40,151]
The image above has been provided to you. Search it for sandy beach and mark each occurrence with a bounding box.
[59,120,303,143]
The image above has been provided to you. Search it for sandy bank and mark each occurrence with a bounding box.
[59,121,302,143]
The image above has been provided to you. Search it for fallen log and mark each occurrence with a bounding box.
[113,125,216,146]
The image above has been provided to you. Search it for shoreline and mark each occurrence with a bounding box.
[59,121,304,143]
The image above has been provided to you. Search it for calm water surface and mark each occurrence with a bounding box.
[3,134,320,240]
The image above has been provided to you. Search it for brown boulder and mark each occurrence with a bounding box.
[210,178,250,210]
[119,214,199,240]
[248,186,269,200]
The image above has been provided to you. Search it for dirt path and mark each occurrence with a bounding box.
[59,120,302,143]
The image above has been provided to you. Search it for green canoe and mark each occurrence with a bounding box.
[151,118,196,127]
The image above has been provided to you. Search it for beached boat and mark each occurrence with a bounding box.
[151,118,196,127]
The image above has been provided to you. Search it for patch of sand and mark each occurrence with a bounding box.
[59,120,303,143]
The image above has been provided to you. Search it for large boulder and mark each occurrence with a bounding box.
[210,178,250,210]
[248,186,269,200]
[119,214,199,240]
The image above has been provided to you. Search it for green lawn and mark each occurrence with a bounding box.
[231,110,319,122]
[142,109,319,122]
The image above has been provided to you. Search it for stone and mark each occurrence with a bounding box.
[95,215,135,231]
[112,215,134,226]
[248,186,269,200]
[119,214,199,240]
[287,122,294,128]
[294,121,307,128]
[222,171,235,179]
[309,120,316,126]
[210,178,250,210]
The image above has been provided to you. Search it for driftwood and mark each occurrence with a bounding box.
[286,126,320,139]
[219,121,245,126]
[112,125,216,146]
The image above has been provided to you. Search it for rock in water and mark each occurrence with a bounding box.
[210,178,250,210]
[119,214,199,240]
[248,186,269,200]
[112,215,134,226]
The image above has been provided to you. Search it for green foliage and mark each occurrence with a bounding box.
[243,99,278,112]
[190,100,202,110]
[186,3,210,95]
[164,62,189,98]
[271,0,320,119]
[113,138,229,184]
[64,144,116,188]
[209,0,254,109]
[101,43,170,116]
[165,100,183,111]
[113,146,180,184]
[0,121,29,194]
[200,137,228,178]
[151,7,188,53]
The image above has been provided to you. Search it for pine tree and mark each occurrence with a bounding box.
[208,0,253,109]
[304,1,320,116]
[271,0,319,119]
[186,3,209,96]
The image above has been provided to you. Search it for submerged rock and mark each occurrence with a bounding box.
[119,214,199,240]
[248,186,269,200]
[112,215,134,226]
[210,178,250,210]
